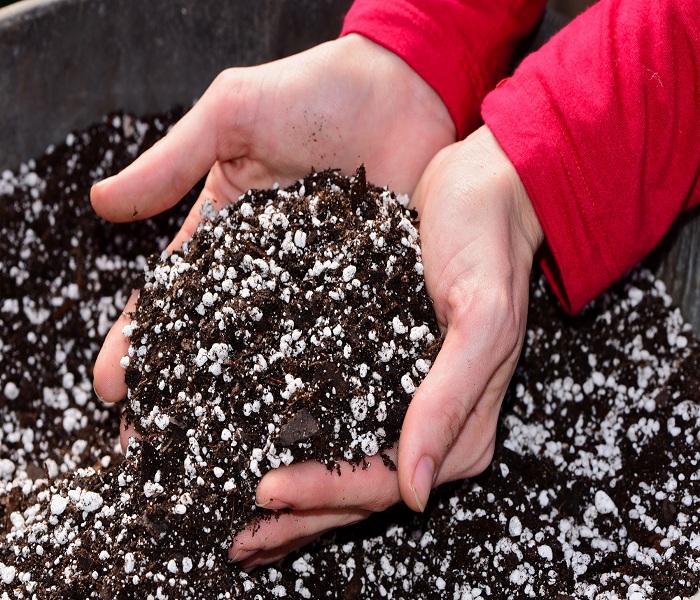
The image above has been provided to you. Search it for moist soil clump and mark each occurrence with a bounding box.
[1,111,699,599]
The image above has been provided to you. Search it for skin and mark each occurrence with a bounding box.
[91,34,544,569]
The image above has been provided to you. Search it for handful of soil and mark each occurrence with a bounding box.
[122,164,441,552]
[0,165,441,598]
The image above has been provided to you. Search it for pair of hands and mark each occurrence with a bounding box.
[91,34,543,570]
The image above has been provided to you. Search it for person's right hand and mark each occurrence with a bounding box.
[228,125,544,570]
[91,33,456,409]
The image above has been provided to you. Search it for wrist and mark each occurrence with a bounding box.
[340,34,456,144]
[474,125,544,261]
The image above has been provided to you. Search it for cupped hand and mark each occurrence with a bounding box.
[231,125,544,569]
[91,33,455,408]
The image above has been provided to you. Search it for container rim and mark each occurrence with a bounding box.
[0,0,66,24]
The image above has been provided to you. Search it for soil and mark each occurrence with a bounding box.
[1,110,699,600]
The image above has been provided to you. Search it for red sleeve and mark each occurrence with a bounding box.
[341,0,547,139]
[482,0,700,313]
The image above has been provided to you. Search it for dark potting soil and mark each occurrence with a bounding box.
[0,110,699,600]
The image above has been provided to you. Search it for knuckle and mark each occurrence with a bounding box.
[440,398,467,451]
[213,67,242,90]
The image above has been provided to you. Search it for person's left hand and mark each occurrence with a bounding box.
[230,124,544,570]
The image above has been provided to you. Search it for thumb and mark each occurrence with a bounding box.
[90,70,253,223]
[397,322,498,512]
[90,101,216,223]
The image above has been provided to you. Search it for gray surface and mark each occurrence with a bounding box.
[0,0,351,171]
[1,0,698,334]
[649,211,700,335]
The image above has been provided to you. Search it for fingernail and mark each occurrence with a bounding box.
[93,382,106,403]
[411,455,435,513]
[230,549,257,563]
[92,175,114,189]
[256,498,291,511]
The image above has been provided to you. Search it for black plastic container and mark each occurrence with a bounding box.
[1,0,698,333]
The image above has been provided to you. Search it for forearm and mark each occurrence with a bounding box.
[482,0,700,313]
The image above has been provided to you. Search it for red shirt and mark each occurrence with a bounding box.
[342,0,700,313]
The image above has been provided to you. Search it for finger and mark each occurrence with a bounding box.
[255,450,400,513]
[397,313,508,513]
[93,290,139,403]
[90,110,214,222]
[89,70,252,223]
[229,507,369,560]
